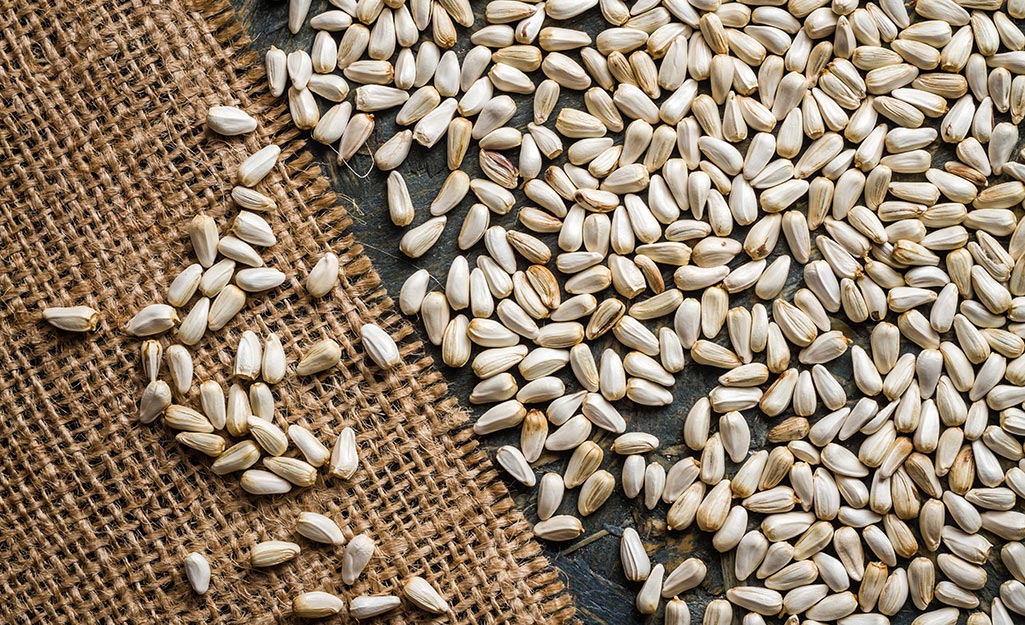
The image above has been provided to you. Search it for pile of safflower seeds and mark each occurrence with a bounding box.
[41,0,1025,620]
[43,114,451,617]
[262,0,1025,621]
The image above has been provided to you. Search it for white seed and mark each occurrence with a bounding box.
[496,445,535,486]
[329,427,359,479]
[250,540,300,567]
[296,338,341,375]
[292,592,345,618]
[404,576,449,614]
[360,323,400,369]
[342,533,375,584]
[184,552,211,594]
[42,305,99,332]
[127,304,178,337]
[237,145,280,187]
[207,106,257,136]
[296,511,345,545]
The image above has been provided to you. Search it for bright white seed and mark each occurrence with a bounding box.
[296,511,345,545]
[139,380,171,424]
[341,533,375,584]
[126,304,178,337]
[329,426,359,479]
[237,145,280,187]
[360,323,400,369]
[184,552,211,594]
[292,592,345,618]
[403,576,449,614]
[296,338,341,375]
[207,285,246,332]
[166,345,193,395]
[348,595,401,619]
[43,306,99,332]
[206,106,257,136]
[288,425,330,467]
[234,330,262,381]
[250,540,300,567]
[306,252,339,298]
[261,333,286,384]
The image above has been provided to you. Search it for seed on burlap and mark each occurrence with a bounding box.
[264,456,317,487]
[250,540,301,567]
[288,425,330,467]
[248,416,289,456]
[139,380,172,424]
[175,432,225,456]
[329,426,359,478]
[360,323,400,369]
[296,338,341,375]
[42,305,100,332]
[242,471,292,498]
[211,440,261,475]
[184,552,211,594]
[237,145,281,187]
[206,106,257,136]
[207,285,246,332]
[296,511,346,545]
[292,591,345,618]
[261,333,286,384]
[349,595,401,619]
[403,576,450,614]
[164,404,213,433]
[126,304,178,337]
[342,533,375,585]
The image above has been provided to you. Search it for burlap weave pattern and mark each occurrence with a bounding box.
[0,0,574,623]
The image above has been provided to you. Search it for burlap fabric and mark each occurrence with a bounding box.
[0,0,575,623]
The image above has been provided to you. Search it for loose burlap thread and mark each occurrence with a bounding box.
[0,0,575,623]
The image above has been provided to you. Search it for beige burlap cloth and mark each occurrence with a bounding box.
[0,0,574,622]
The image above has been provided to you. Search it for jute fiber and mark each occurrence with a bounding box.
[0,0,575,622]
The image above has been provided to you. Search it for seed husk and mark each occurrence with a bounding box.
[342,534,375,584]
[207,106,257,136]
[329,427,359,479]
[250,540,300,567]
[42,305,100,332]
[533,515,584,541]
[292,592,345,618]
[404,576,449,614]
[184,552,211,594]
[296,339,341,375]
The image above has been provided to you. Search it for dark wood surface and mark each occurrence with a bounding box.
[224,2,1000,624]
